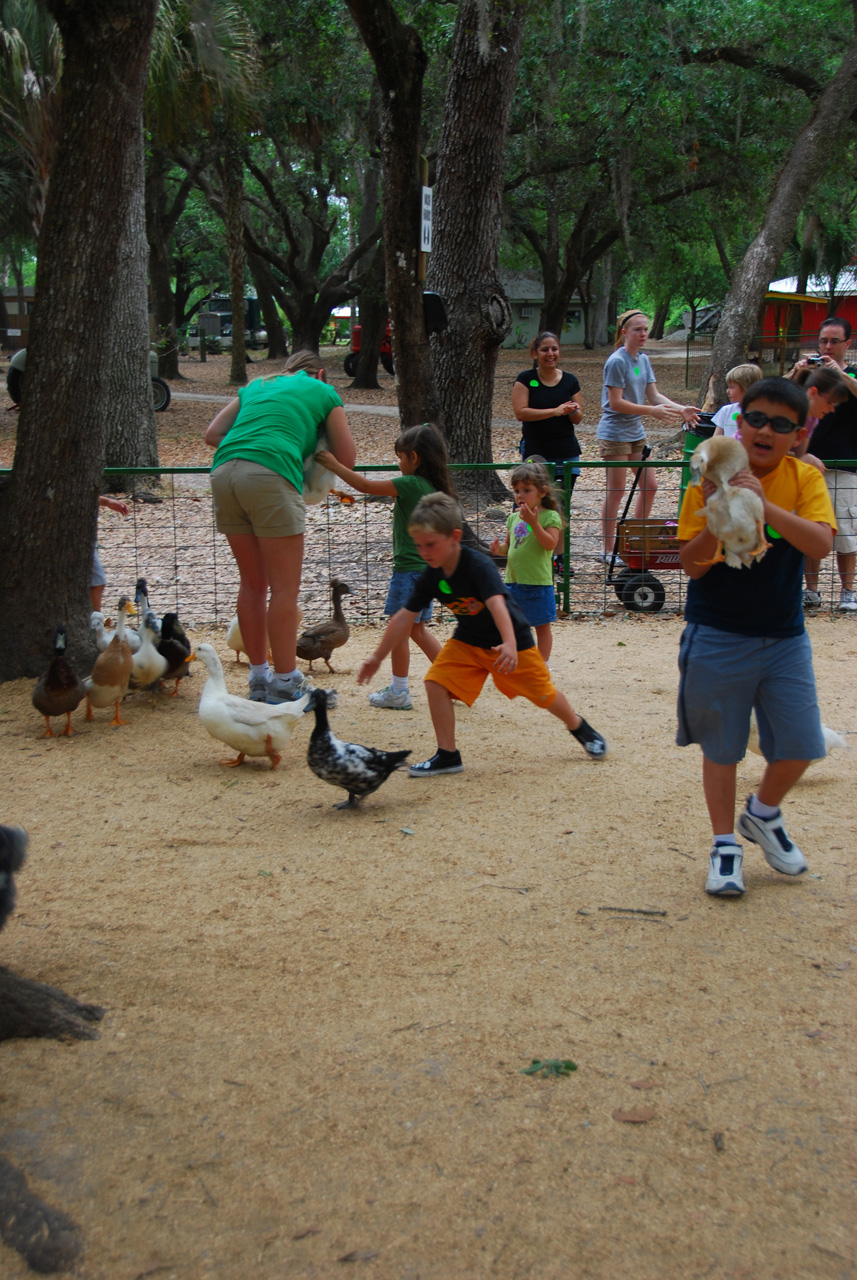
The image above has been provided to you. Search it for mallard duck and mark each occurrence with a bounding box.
[32,627,86,737]
[130,609,168,689]
[690,436,769,569]
[297,578,352,673]
[83,596,135,725]
[158,613,194,695]
[196,643,309,769]
[305,687,411,808]
[90,610,140,653]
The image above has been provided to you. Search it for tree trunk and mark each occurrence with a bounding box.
[700,34,857,409]
[650,298,670,340]
[247,251,288,359]
[223,138,248,384]
[352,249,387,389]
[0,0,159,681]
[429,0,526,494]
[346,0,442,427]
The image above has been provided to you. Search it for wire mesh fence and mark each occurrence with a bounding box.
[12,455,841,630]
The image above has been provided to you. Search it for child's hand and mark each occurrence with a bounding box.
[315,449,336,469]
[681,406,699,426]
[357,656,381,686]
[490,537,501,555]
[491,642,518,674]
[728,469,764,499]
[517,500,539,526]
[100,496,129,516]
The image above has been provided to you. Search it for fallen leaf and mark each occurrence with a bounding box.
[338,1249,379,1262]
[292,1226,321,1240]
[612,1107,655,1124]
[614,1176,638,1185]
[630,1080,656,1090]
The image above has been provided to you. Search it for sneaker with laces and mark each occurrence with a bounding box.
[266,673,315,704]
[248,673,270,702]
[408,749,463,777]
[736,800,808,875]
[803,589,822,610]
[369,685,414,710]
[838,588,857,612]
[705,843,745,896]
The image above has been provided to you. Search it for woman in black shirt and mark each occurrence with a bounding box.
[512,331,582,491]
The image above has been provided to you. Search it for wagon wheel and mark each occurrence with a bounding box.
[343,352,358,377]
[611,567,635,603]
[380,351,395,376]
[151,376,171,412]
[621,572,666,614]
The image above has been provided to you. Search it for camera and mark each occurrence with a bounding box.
[807,355,824,366]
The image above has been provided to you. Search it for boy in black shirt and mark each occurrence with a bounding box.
[357,493,606,775]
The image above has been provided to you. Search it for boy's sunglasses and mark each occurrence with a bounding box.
[741,410,799,434]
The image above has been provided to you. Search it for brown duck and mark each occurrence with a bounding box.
[297,578,352,673]
[32,627,86,737]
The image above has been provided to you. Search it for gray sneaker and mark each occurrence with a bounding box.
[248,673,270,702]
[369,685,414,710]
[267,673,315,704]
[736,800,807,876]
[838,588,857,612]
[705,843,745,896]
[803,589,822,610]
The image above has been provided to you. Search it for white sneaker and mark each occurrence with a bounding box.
[267,673,315,704]
[368,685,413,710]
[838,588,857,612]
[600,551,626,569]
[803,590,822,610]
[705,843,745,896]
[736,800,807,876]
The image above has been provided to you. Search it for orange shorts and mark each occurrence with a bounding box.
[425,638,557,708]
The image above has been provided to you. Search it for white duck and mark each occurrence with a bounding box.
[84,596,135,726]
[747,712,849,765]
[303,429,336,505]
[225,609,301,665]
[195,643,308,769]
[689,436,769,569]
[130,609,168,689]
[90,609,141,653]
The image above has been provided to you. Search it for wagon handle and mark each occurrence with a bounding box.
[606,445,652,580]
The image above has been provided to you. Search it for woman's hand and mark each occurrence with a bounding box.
[681,406,699,426]
[650,404,682,423]
[561,400,581,417]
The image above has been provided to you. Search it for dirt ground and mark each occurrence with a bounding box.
[1,344,855,1279]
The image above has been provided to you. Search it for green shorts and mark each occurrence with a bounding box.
[211,459,305,537]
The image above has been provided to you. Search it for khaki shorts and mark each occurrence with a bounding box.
[425,638,557,709]
[597,438,646,461]
[211,459,305,537]
[827,470,857,554]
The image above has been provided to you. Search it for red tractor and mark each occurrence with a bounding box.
[343,320,394,376]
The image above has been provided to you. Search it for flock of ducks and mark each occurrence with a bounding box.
[30,577,411,809]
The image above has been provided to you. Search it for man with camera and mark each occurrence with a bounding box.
[793,317,857,611]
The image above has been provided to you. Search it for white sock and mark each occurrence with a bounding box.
[391,675,409,694]
[714,833,737,846]
[749,794,779,819]
[250,662,271,680]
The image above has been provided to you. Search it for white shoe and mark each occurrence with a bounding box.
[368,685,413,710]
[803,590,822,610]
[600,551,626,569]
[838,588,857,612]
[736,801,807,876]
[705,843,745,896]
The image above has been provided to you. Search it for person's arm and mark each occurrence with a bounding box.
[511,379,581,424]
[485,594,518,673]
[643,383,698,424]
[99,495,129,516]
[204,396,241,447]
[728,471,833,558]
[606,383,681,423]
[314,451,398,497]
[357,608,419,684]
[322,404,357,467]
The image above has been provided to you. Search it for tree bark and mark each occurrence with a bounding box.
[0,0,159,680]
[247,251,288,359]
[700,34,857,408]
[223,137,248,384]
[345,0,442,426]
[429,0,526,492]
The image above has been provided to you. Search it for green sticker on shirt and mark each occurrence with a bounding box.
[439,580,451,593]
[634,367,640,376]
[765,525,782,540]
[529,379,539,388]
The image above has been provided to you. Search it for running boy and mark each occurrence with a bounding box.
[677,377,835,896]
[357,492,607,775]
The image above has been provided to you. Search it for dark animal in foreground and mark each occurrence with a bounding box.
[297,577,352,673]
[158,612,194,694]
[306,687,411,808]
[31,627,85,737]
[0,825,28,930]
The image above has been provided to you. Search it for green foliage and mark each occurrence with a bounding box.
[521,1058,578,1077]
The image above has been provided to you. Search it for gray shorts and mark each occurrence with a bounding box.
[827,470,857,554]
[211,459,305,537]
[676,623,824,765]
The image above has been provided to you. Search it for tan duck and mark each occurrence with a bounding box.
[32,627,86,737]
[296,578,352,673]
[83,596,135,726]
